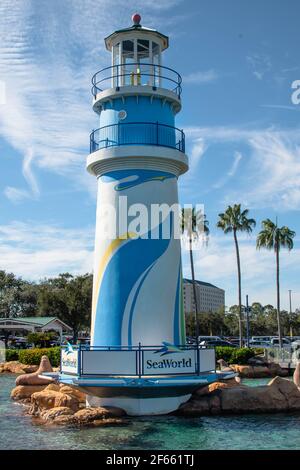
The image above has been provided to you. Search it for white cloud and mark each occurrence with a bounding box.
[0,0,185,199]
[0,221,94,279]
[4,187,31,203]
[185,125,300,210]
[182,234,300,309]
[246,53,272,80]
[213,151,242,189]
[184,69,218,84]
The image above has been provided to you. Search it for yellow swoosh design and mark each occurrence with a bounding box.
[91,232,136,318]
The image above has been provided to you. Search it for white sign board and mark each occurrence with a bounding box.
[82,350,137,375]
[142,349,197,375]
[61,350,78,375]
[199,348,215,372]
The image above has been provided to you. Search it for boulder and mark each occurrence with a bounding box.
[268,376,300,410]
[30,389,79,414]
[248,356,267,366]
[293,362,300,388]
[195,378,241,397]
[217,359,234,372]
[16,356,54,386]
[221,377,300,413]
[0,361,38,375]
[74,406,126,425]
[230,363,288,378]
[11,385,48,401]
[178,396,216,416]
[268,362,288,377]
[59,385,86,403]
[230,365,255,378]
[178,375,300,416]
[44,383,61,392]
[48,415,76,425]
[41,406,75,421]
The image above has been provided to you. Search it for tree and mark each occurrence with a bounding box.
[181,208,209,341]
[27,331,57,348]
[256,219,295,347]
[0,271,25,346]
[37,273,92,342]
[217,204,256,347]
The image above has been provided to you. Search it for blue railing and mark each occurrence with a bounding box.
[61,344,216,378]
[92,63,182,98]
[90,122,185,153]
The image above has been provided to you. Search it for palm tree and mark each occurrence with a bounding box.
[217,204,256,347]
[181,208,209,342]
[256,219,295,348]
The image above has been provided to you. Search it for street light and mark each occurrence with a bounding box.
[289,290,293,338]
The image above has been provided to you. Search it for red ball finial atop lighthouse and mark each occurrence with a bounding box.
[132,13,141,26]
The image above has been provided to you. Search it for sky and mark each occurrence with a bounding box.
[0,0,300,310]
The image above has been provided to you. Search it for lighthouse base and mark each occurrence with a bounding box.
[86,394,191,416]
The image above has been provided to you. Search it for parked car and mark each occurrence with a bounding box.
[249,340,270,348]
[291,339,300,350]
[198,336,222,343]
[250,336,271,343]
[200,339,238,348]
[270,337,291,347]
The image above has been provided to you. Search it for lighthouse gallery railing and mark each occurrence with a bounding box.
[90,122,185,153]
[92,63,182,98]
[60,344,216,378]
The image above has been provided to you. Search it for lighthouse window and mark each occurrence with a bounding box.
[122,40,135,85]
[152,42,161,87]
[122,40,134,62]
[137,39,150,60]
[152,42,160,64]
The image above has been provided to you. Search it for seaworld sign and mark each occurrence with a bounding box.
[142,350,197,375]
[61,349,78,375]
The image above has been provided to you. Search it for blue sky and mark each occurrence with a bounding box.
[0,0,300,309]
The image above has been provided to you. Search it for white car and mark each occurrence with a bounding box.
[270,337,291,347]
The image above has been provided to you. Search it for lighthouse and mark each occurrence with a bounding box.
[56,15,234,416]
[87,13,188,349]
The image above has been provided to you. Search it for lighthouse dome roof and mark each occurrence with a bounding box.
[104,14,169,51]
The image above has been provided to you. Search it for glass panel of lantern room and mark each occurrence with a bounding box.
[152,42,161,87]
[112,43,120,87]
[121,40,135,86]
[137,39,150,85]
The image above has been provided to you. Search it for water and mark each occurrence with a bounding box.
[1,374,300,450]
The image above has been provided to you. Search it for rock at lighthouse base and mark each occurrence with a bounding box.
[178,376,300,416]
[15,355,55,386]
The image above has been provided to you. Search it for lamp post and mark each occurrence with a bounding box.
[245,295,250,348]
[289,289,293,338]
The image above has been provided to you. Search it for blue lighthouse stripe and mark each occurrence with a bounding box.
[173,264,182,345]
[127,261,156,347]
[93,217,172,346]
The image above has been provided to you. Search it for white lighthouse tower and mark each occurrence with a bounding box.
[56,14,233,416]
[87,13,188,348]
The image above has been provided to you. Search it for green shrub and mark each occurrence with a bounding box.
[215,346,257,365]
[19,347,61,367]
[5,349,20,361]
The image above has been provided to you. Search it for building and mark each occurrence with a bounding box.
[183,279,225,313]
[0,317,72,340]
